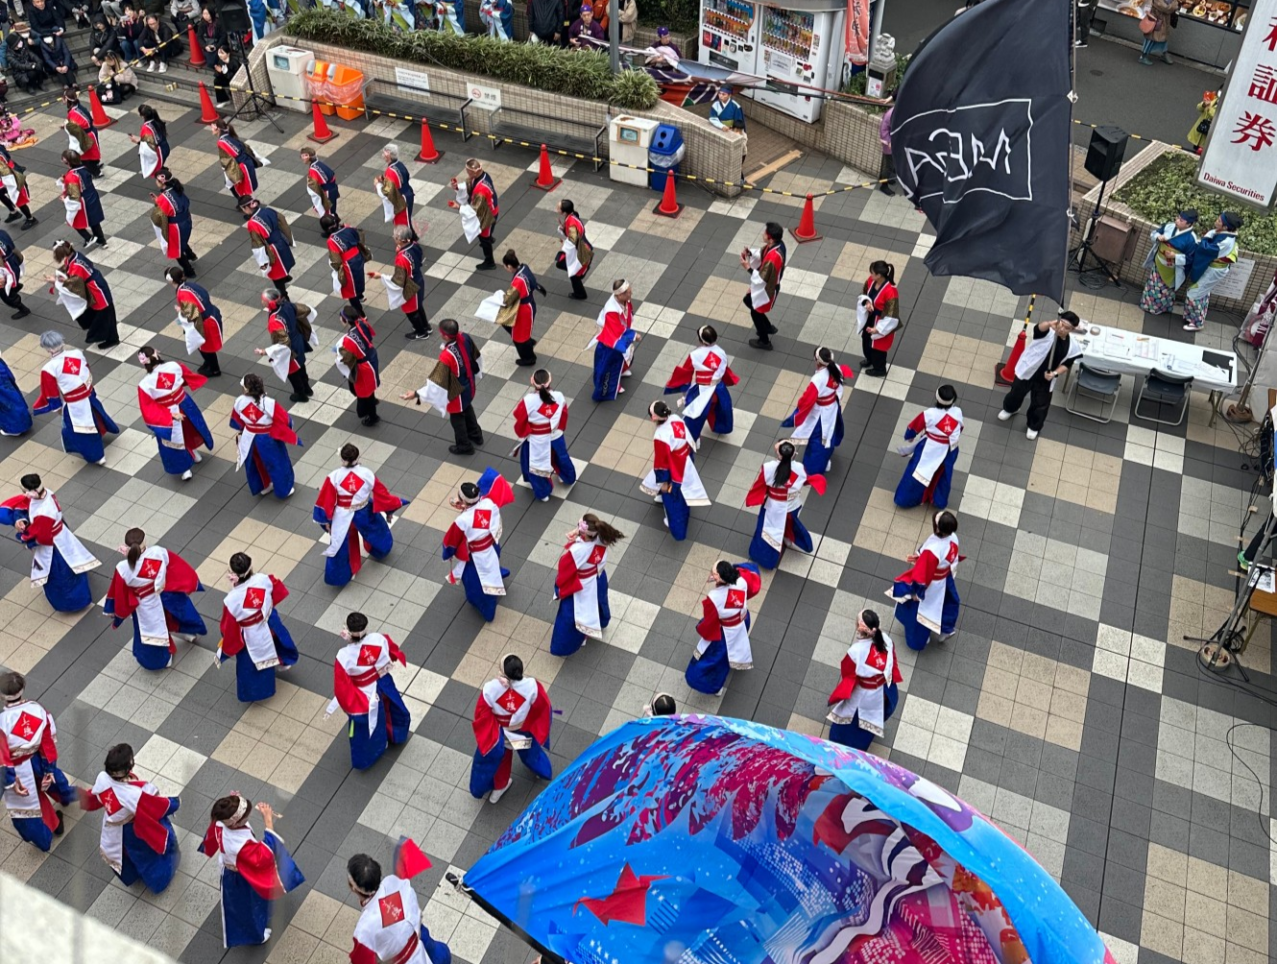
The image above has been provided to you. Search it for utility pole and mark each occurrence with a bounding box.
[609,0,620,72]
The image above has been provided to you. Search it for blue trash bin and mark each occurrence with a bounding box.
[649,124,686,191]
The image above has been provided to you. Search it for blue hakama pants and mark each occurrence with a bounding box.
[550,570,610,657]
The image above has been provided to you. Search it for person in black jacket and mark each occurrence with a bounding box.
[6,27,48,94]
[39,33,77,87]
[210,43,239,103]
[115,7,143,61]
[195,6,222,63]
[89,16,118,65]
[139,13,176,72]
[527,0,566,44]
[28,0,66,39]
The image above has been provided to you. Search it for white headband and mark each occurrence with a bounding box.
[229,796,249,824]
[613,281,632,296]
[460,487,481,505]
[3,689,23,704]
[936,388,954,405]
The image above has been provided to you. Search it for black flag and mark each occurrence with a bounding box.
[891,0,1071,298]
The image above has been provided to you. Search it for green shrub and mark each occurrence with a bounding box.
[1113,151,1277,256]
[840,53,910,114]
[286,9,660,110]
[635,0,699,34]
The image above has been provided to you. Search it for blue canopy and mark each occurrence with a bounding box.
[464,715,1114,964]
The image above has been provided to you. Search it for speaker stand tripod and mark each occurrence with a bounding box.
[217,8,283,134]
[1068,177,1124,291]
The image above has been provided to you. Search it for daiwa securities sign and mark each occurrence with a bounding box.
[1199,0,1277,207]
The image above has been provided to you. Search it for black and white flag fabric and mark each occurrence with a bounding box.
[890,0,1071,298]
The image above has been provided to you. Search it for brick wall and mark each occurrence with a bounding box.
[253,35,746,196]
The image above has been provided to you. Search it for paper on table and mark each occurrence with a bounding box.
[1253,567,1275,594]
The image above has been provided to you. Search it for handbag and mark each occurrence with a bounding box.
[1170,11,1179,27]
[1196,116,1212,134]
[1140,13,1157,33]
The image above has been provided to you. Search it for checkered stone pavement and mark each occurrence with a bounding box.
[0,104,1273,964]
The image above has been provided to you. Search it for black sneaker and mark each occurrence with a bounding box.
[475,261,497,271]
[449,444,474,455]
[515,358,537,366]
[11,306,29,320]
[766,324,778,335]
[20,218,36,231]
[361,415,381,427]
[748,338,773,351]
[289,393,309,403]
[4,212,20,223]
[406,330,432,340]
[862,368,887,378]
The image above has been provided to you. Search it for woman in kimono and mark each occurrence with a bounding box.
[591,279,641,401]
[664,324,737,440]
[1183,212,1243,332]
[212,119,262,203]
[81,743,181,892]
[1138,209,1198,315]
[782,347,853,475]
[470,654,551,803]
[104,527,206,671]
[685,560,761,696]
[136,346,214,482]
[893,384,963,509]
[551,513,624,656]
[229,374,301,500]
[1,473,99,612]
[128,104,169,180]
[441,472,513,623]
[640,400,711,541]
[745,439,825,570]
[313,443,407,587]
[1,671,77,850]
[323,612,412,770]
[513,369,576,502]
[32,330,119,465]
[216,552,299,702]
[151,170,199,279]
[199,795,304,948]
[892,510,962,651]
[0,351,32,436]
[856,260,899,377]
[826,609,902,752]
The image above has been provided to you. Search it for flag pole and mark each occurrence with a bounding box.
[1063,0,1078,310]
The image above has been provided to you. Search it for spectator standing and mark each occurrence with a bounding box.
[1138,0,1176,65]
[617,0,636,42]
[1188,91,1217,154]
[878,100,895,195]
[526,0,564,44]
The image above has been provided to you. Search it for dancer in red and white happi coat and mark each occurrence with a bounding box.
[745,439,825,570]
[216,553,300,702]
[325,612,412,770]
[442,471,513,623]
[894,384,963,510]
[782,346,854,476]
[664,324,737,441]
[590,279,640,401]
[105,527,206,671]
[136,347,214,481]
[347,842,453,964]
[230,374,302,499]
[198,796,304,948]
[685,560,762,696]
[550,513,625,657]
[1,671,76,851]
[640,401,711,542]
[32,330,118,465]
[1,473,99,612]
[513,368,576,502]
[469,655,552,803]
[892,510,963,652]
[80,742,181,892]
[855,260,900,377]
[826,609,902,752]
[313,443,408,587]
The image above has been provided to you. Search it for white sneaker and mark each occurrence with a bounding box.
[1026,428,1039,440]
[180,470,192,480]
[997,410,1013,422]
[488,785,508,804]
[158,62,167,73]
[146,61,155,72]
[539,496,550,502]
[260,928,272,944]
[95,457,106,466]
[260,484,273,495]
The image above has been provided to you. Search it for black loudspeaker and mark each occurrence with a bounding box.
[218,0,251,35]
[1084,125,1129,183]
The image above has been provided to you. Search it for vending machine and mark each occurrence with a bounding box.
[698,0,759,76]
[698,0,847,124]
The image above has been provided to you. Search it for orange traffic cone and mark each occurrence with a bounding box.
[88,87,114,129]
[308,100,337,144]
[996,328,1027,385]
[416,119,442,163]
[653,172,683,219]
[531,144,560,192]
[187,25,206,67]
[790,194,821,243]
[197,82,221,124]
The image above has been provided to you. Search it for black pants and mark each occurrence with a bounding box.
[861,331,888,374]
[287,364,312,401]
[449,405,484,452]
[0,193,33,221]
[878,151,896,191]
[1076,0,1095,43]
[0,282,25,311]
[198,350,220,375]
[356,393,379,424]
[407,307,431,335]
[1002,373,1054,431]
[512,335,537,365]
[83,303,119,346]
[272,276,291,298]
[478,236,495,266]
[77,223,107,245]
[570,274,587,299]
[744,292,773,343]
[348,296,364,315]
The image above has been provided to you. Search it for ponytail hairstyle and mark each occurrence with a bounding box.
[339,305,364,328]
[714,559,741,586]
[241,372,265,404]
[52,240,75,264]
[816,346,842,385]
[650,693,677,716]
[137,345,161,372]
[139,103,167,139]
[774,439,795,485]
[158,168,185,195]
[532,369,554,406]
[165,266,185,285]
[934,510,958,537]
[502,248,520,269]
[213,118,238,139]
[559,199,575,217]
[229,552,253,581]
[697,325,717,346]
[860,609,888,654]
[61,148,83,169]
[869,260,896,285]
[124,527,146,568]
[581,512,625,547]
[649,400,671,421]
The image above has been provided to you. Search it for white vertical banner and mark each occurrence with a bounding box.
[1198,0,1277,207]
